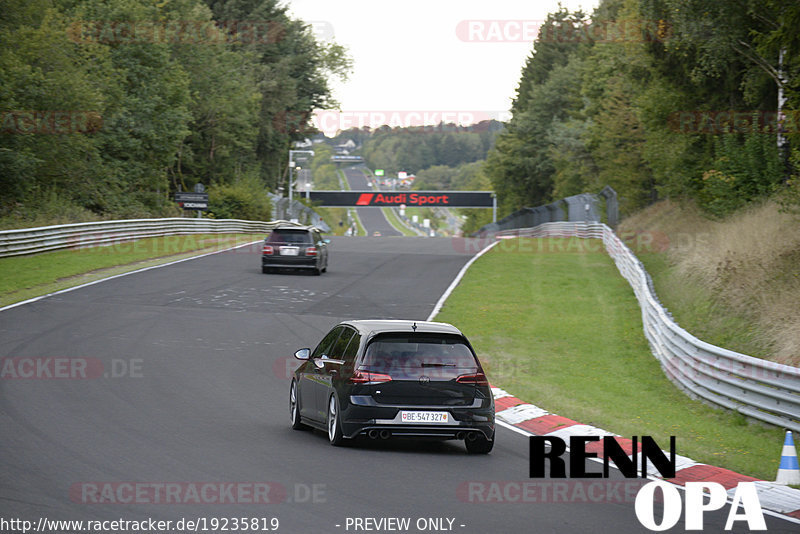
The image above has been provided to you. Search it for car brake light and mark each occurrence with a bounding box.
[349,370,392,384]
[456,373,488,386]
[263,245,273,255]
[306,246,317,256]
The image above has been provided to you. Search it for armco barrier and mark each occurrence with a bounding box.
[493,221,800,433]
[0,218,311,258]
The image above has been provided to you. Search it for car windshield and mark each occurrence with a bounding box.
[267,229,312,245]
[360,334,478,377]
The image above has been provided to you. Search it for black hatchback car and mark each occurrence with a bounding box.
[262,225,329,275]
[289,320,495,453]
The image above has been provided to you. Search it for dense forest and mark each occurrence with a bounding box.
[359,120,503,176]
[487,0,799,218]
[346,121,502,234]
[3,0,798,229]
[0,0,350,226]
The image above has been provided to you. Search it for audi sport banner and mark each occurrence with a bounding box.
[308,191,494,207]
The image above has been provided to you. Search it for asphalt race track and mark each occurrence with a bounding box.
[1,237,796,533]
[342,167,403,237]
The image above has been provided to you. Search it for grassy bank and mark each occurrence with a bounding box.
[436,238,785,481]
[381,207,418,237]
[0,234,262,307]
[619,200,800,367]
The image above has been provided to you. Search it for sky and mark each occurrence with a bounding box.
[286,0,600,135]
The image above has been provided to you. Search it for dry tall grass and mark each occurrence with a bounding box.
[620,199,800,367]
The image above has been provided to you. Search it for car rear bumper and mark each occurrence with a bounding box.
[262,256,318,268]
[351,425,493,441]
[340,399,495,440]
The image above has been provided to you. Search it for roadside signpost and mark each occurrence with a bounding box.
[174,192,208,211]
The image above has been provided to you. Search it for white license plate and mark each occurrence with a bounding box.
[400,411,449,423]
[279,247,299,256]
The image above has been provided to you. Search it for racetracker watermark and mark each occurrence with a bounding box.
[451,236,610,256]
[309,21,335,41]
[662,347,795,384]
[455,19,671,43]
[0,111,102,134]
[66,234,259,255]
[69,482,325,504]
[668,110,800,135]
[450,230,721,256]
[457,480,649,504]
[0,358,142,379]
[67,20,285,45]
[309,110,509,137]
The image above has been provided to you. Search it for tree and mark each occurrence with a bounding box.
[204,0,351,190]
[484,7,588,214]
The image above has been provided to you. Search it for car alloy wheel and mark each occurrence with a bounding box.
[289,380,307,430]
[327,395,344,446]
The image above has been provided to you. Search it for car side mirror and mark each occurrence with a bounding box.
[294,348,311,360]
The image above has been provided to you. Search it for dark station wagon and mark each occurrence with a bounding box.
[262,225,329,275]
[289,320,495,453]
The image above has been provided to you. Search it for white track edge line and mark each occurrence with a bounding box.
[0,240,262,313]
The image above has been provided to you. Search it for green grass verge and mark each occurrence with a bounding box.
[0,234,262,307]
[637,252,768,358]
[309,206,353,236]
[338,168,352,190]
[349,209,367,236]
[435,238,785,481]
[381,207,418,237]
[336,168,367,236]
[404,206,442,231]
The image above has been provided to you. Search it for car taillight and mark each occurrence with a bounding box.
[456,373,488,386]
[263,245,273,255]
[306,246,317,256]
[349,370,392,384]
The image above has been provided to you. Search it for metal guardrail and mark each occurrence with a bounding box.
[267,193,331,233]
[0,218,314,258]
[495,221,800,433]
[475,187,619,235]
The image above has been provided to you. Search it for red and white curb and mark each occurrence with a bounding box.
[491,387,800,519]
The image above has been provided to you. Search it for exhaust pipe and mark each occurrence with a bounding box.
[456,431,466,441]
[466,432,479,442]
[379,430,391,440]
[368,429,379,439]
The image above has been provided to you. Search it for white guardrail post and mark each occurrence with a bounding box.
[494,221,800,433]
[0,218,312,258]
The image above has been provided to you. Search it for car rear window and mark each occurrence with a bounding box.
[360,334,478,376]
[267,229,312,244]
